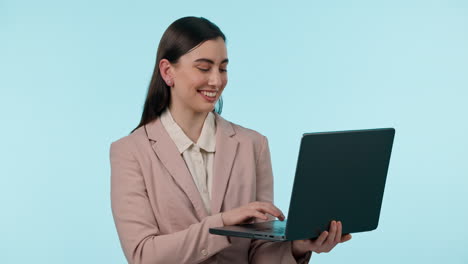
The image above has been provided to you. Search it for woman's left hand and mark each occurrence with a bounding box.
[291,220,352,259]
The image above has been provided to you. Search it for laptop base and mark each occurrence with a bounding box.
[210,220,288,241]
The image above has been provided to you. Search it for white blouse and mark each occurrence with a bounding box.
[160,109,216,215]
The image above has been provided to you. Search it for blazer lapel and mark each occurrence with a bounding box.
[211,114,239,214]
[145,118,208,220]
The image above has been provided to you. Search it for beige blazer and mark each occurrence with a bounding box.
[110,113,311,264]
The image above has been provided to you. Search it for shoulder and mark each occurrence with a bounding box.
[216,114,268,150]
[109,125,149,156]
[232,122,266,144]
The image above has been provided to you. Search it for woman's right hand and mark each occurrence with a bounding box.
[221,201,285,226]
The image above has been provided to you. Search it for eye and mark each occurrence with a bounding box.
[197,67,210,72]
[220,68,227,73]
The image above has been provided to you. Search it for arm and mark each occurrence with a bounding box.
[248,136,312,264]
[110,140,231,264]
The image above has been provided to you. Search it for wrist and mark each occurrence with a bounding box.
[220,212,227,226]
[291,241,309,260]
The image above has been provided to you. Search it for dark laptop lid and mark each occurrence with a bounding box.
[285,128,395,240]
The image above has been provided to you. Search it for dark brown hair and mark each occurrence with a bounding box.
[131,16,226,133]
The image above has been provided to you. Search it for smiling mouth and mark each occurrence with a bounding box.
[198,90,218,98]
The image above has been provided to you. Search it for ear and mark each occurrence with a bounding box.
[159,59,174,86]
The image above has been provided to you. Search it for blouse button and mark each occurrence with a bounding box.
[201,249,208,256]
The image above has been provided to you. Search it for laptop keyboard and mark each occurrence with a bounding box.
[253,221,286,234]
[262,226,285,233]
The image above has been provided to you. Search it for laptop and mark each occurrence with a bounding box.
[209,128,395,241]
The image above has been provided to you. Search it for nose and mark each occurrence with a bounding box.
[208,71,223,89]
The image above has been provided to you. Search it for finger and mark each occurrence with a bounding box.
[313,230,328,248]
[334,221,342,243]
[256,202,285,220]
[254,202,285,221]
[267,203,285,220]
[239,210,267,223]
[324,221,337,245]
[249,209,268,221]
[341,234,352,243]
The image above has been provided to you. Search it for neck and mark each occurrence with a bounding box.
[168,105,209,143]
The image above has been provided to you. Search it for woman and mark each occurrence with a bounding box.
[110,16,351,264]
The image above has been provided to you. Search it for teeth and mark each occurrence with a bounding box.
[200,91,217,97]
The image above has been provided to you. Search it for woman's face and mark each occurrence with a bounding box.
[169,37,228,114]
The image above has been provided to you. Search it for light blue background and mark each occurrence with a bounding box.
[2,0,467,263]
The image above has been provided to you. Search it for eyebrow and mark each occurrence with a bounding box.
[194,58,229,64]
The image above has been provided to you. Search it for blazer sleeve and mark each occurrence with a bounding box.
[110,139,231,264]
[248,136,312,264]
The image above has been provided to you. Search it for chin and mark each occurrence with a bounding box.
[193,104,215,114]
